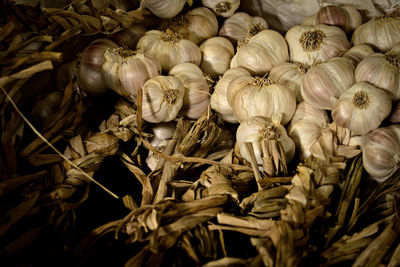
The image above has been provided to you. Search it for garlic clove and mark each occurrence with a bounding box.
[285,24,350,66]
[202,0,240,17]
[140,0,188,19]
[332,82,392,135]
[141,75,185,123]
[301,57,355,110]
[200,36,235,76]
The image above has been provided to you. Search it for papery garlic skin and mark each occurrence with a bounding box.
[140,0,187,18]
[301,57,355,110]
[290,101,329,127]
[355,51,400,100]
[77,38,118,95]
[230,29,289,75]
[285,24,350,66]
[137,30,201,72]
[228,74,296,125]
[269,62,308,102]
[210,67,249,124]
[332,82,392,135]
[236,116,295,166]
[200,37,235,76]
[102,48,161,101]
[362,124,400,183]
[201,0,240,17]
[302,14,317,26]
[218,12,268,45]
[146,122,176,171]
[316,5,362,34]
[352,17,400,52]
[169,63,210,119]
[342,44,374,67]
[141,75,185,123]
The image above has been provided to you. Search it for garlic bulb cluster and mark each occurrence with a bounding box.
[269,62,308,102]
[163,7,218,45]
[288,102,329,160]
[332,82,392,135]
[228,73,296,125]
[169,63,210,119]
[236,116,295,167]
[141,75,185,123]
[102,47,161,101]
[146,122,176,171]
[316,5,362,34]
[285,24,350,66]
[230,29,288,75]
[355,48,400,100]
[140,0,188,19]
[218,12,268,45]
[77,38,118,95]
[342,44,374,67]
[362,124,400,183]
[352,16,400,52]
[210,67,249,124]
[201,0,240,17]
[137,29,201,72]
[200,37,235,76]
[301,57,355,110]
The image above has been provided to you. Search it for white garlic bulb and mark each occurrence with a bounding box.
[210,67,250,124]
[342,44,374,67]
[201,0,240,17]
[236,116,295,167]
[169,63,210,119]
[290,101,329,127]
[137,29,201,72]
[316,5,362,34]
[352,16,400,52]
[228,73,296,125]
[77,38,118,95]
[269,62,308,102]
[362,124,400,183]
[146,122,176,171]
[140,0,188,19]
[163,7,218,45]
[200,36,235,76]
[285,24,350,66]
[218,12,268,45]
[141,75,185,123]
[332,82,392,135]
[230,29,289,75]
[102,47,161,101]
[355,49,400,100]
[301,57,355,110]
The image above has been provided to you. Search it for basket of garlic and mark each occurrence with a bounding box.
[0,0,399,266]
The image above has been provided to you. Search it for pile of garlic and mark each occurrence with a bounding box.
[75,2,400,183]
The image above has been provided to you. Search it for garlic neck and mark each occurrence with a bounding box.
[216,1,231,13]
[161,29,183,43]
[299,30,326,52]
[352,91,370,109]
[259,123,281,140]
[384,54,400,68]
[164,89,178,105]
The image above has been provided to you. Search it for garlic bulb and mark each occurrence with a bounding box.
[228,74,296,125]
[390,101,400,123]
[137,29,201,72]
[355,49,400,100]
[146,122,176,171]
[210,67,249,124]
[141,75,185,123]
[201,0,240,17]
[352,16,400,52]
[269,62,308,102]
[101,47,161,101]
[236,116,295,167]
[31,91,63,128]
[301,57,355,110]
[200,37,234,76]
[140,0,188,19]
[285,24,350,66]
[77,38,118,95]
[230,29,288,75]
[169,63,210,119]
[362,124,400,183]
[109,25,147,49]
[288,102,328,160]
[316,5,362,34]
[332,82,392,135]
[342,44,374,67]
[218,12,268,45]
[162,7,218,45]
